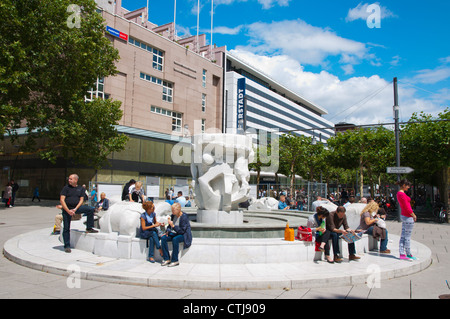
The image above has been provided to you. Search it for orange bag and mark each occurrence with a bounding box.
[284,223,295,241]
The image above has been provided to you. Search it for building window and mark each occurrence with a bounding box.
[129,37,164,71]
[140,72,173,103]
[202,69,207,88]
[85,77,105,102]
[172,112,182,132]
[151,106,183,132]
[201,119,206,132]
[162,82,173,103]
[201,93,206,112]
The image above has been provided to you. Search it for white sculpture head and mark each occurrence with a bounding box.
[190,133,254,212]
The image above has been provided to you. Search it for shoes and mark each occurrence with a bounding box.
[334,255,342,263]
[349,254,361,261]
[85,228,98,233]
[326,257,334,264]
[64,247,71,253]
[399,254,412,261]
[147,257,156,263]
[168,261,179,267]
[161,260,170,266]
[407,254,418,260]
[380,249,391,254]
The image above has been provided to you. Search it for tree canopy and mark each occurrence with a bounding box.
[0,0,127,168]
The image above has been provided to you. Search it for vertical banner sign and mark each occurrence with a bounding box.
[236,78,246,133]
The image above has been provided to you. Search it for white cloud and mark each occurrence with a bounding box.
[413,67,450,84]
[238,19,370,67]
[345,2,397,22]
[213,0,290,9]
[229,49,444,125]
[410,57,450,84]
[258,0,290,9]
[213,25,243,35]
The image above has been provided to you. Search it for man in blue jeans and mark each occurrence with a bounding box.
[160,203,192,267]
[326,206,360,263]
[60,174,98,253]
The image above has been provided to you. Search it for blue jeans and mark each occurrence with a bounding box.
[147,231,161,258]
[62,205,95,248]
[330,231,356,256]
[161,233,184,262]
[365,226,389,251]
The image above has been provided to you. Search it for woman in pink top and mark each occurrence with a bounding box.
[396,179,417,261]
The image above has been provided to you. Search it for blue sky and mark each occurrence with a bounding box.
[121,0,450,125]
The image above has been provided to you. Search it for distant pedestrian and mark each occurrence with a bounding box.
[90,186,97,207]
[396,179,417,261]
[32,187,41,202]
[10,179,19,207]
[3,182,12,208]
[122,179,136,201]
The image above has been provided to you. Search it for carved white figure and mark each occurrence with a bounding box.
[342,203,367,230]
[248,197,279,210]
[99,200,172,237]
[190,133,254,212]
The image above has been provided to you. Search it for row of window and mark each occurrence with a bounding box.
[140,72,173,103]
[151,106,182,132]
[150,106,206,133]
[129,37,164,71]
[129,36,208,91]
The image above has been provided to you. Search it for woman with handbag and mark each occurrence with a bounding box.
[357,201,390,254]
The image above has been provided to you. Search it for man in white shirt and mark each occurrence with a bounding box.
[175,191,187,207]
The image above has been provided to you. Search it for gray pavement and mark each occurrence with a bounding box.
[1,199,450,299]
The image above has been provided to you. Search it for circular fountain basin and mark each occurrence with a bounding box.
[186,208,311,238]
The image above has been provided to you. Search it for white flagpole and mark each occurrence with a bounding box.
[210,0,214,60]
[197,0,200,52]
[173,0,177,40]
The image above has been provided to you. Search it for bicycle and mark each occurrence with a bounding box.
[433,202,448,223]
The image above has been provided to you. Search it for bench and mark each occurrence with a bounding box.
[313,234,379,261]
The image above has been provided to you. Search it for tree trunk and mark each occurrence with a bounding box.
[290,162,295,195]
[359,157,364,199]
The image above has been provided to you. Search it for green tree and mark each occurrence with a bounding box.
[0,0,127,168]
[401,108,450,208]
[327,127,395,197]
[279,133,307,192]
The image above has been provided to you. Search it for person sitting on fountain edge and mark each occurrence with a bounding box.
[278,194,289,210]
[160,202,192,267]
[326,205,360,263]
